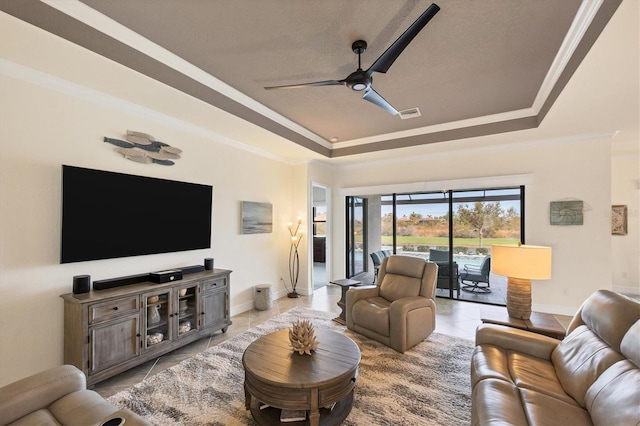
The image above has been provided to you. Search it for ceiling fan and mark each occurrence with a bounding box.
[264,3,440,115]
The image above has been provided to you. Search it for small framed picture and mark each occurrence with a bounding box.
[611,205,628,235]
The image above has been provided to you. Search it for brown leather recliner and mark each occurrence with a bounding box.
[471,289,640,425]
[346,255,438,353]
[0,364,151,426]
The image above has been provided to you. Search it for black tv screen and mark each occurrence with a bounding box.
[61,165,212,263]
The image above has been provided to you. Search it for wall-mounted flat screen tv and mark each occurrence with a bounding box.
[61,165,212,263]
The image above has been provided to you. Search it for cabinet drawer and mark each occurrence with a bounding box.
[202,278,227,293]
[89,296,139,324]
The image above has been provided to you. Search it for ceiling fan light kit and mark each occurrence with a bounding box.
[264,3,440,115]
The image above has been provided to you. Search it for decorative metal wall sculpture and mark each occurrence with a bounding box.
[104,130,182,166]
[611,205,628,235]
[550,200,584,225]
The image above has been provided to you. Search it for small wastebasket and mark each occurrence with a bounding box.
[254,284,273,311]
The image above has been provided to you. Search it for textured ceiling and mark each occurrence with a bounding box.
[0,0,625,158]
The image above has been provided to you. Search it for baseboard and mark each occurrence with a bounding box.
[229,287,289,317]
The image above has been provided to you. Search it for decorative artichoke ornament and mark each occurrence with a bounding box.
[288,319,319,355]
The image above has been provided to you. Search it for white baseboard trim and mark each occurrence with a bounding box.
[230,288,290,317]
[532,303,578,317]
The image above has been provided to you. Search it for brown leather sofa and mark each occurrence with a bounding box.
[346,255,438,353]
[471,290,640,425]
[0,364,151,426]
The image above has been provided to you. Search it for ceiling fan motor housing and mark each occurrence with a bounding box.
[346,70,371,91]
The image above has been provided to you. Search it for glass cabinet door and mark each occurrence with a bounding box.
[143,290,172,350]
[176,285,198,338]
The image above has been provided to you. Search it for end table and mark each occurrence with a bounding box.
[481,310,566,340]
[330,278,362,324]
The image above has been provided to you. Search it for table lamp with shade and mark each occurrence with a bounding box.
[491,244,552,320]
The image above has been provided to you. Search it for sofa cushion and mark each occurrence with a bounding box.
[552,325,624,406]
[519,388,593,426]
[509,351,578,405]
[49,389,117,426]
[351,297,391,336]
[471,345,511,387]
[384,255,426,278]
[620,320,640,367]
[580,291,640,353]
[8,409,59,426]
[379,274,421,301]
[472,344,577,405]
[585,359,640,425]
[472,378,528,426]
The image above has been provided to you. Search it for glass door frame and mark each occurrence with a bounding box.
[346,196,367,278]
[375,186,525,301]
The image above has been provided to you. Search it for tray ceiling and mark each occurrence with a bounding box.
[0,0,624,158]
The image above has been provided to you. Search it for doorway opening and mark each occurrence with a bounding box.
[312,184,328,290]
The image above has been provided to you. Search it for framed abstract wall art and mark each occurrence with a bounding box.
[241,201,273,234]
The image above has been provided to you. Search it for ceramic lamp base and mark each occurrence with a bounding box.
[507,277,532,319]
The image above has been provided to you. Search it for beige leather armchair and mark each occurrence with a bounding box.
[0,364,151,426]
[346,255,438,353]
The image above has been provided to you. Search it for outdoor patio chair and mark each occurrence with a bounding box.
[370,250,393,283]
[370,251,384,283]
[460,256,491,293]
[429,249,460,297]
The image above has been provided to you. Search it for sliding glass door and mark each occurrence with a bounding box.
[349,186,524,305]
[450,188,523,303]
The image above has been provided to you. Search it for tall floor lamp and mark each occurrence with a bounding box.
[491,244,552,320]
[287,217,303,298]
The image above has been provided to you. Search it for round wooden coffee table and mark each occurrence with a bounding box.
[242,328,360,426]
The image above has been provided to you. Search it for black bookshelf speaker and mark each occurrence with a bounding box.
[204,258,214,270]
[72,275,91,294]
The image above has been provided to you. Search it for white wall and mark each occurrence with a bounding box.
[330,135,614,316]
[0,14,296,386]
[611,154,640,293]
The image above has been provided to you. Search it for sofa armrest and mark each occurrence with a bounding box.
[475,324,561,360]
[345,286,380,328]
[0,365,86,425]
[346,285,379,306]
[390,296,434,317]
[389,296,435,329]
[94,409,154,426]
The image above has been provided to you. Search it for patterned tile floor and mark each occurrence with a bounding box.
[93,284,571,399]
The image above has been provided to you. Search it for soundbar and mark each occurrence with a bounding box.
[92,263,208,291]
[93,273,151,290]
[179,265,206,275]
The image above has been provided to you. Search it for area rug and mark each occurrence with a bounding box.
[107,307,474,425]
